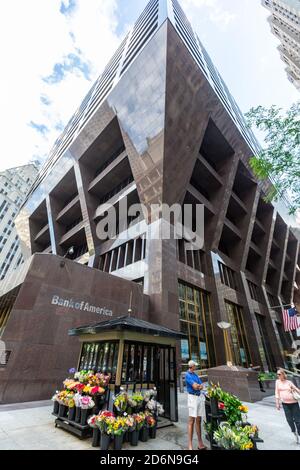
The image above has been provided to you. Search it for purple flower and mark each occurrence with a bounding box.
[69,368,76,374]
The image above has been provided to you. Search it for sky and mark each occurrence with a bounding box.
[0,0,298,173]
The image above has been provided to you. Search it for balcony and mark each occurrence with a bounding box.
[249,241,263,258]
[187,184,216,215]
[231,192,248,214]
[56,194,80,223]
[59,219,84,246]
[34,224,49,243]
[198,153,224,186]
[94,177,136,220]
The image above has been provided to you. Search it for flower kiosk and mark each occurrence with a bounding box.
[52,315,186,449]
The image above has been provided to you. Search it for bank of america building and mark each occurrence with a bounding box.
[0,0,299,404]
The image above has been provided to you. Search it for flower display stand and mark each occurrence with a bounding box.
[54,413,93,440]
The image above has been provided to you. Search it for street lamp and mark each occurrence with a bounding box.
[60,246,75,268]
[64,246,75,258]
[217,322,233,366]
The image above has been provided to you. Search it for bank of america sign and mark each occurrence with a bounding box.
[51,295,113,317]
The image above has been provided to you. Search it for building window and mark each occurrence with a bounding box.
[248,281,262,303]
[225,301,251,368]
[255,313,276,371]
[178,282,216,369]
[219,262,239,291]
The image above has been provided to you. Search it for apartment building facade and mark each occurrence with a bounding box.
[0,164,38,283]
[263,0,300,90]
[0,0,299,404]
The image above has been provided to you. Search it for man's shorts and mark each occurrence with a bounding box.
[188,394,206,418]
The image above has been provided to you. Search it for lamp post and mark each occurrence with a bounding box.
[64,246,75,258]
[217,322,233,366]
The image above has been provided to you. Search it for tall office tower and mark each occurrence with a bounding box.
[262,0,300,91]
[0,164,38,282]
[0,0,299,405]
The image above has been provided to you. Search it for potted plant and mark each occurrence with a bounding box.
[207,383,222,416]
[123,415,135,443]
[129,393,144,413]
[146,412,157,439]
[114,392,128,416]
[74,392,82,423]
[131,413,144,446]
[88,415,100,447]
[79,396,95,426]
[138,412,149,442]
[213,422,254,450]
[67,395,76,421]
[109,416,128,450]
[97,411,115,450]
[57,391,69,418]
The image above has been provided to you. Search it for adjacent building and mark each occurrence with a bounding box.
[0,0,299,405]
[0,164,38,284]
[262,0,300,91]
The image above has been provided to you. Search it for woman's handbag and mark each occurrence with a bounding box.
[291,387,300,401]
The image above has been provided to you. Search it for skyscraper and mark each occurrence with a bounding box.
[0,164,38,282]
[0,0,299,405]
[262,0,300,91]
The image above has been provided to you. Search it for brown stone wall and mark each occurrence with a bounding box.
[0,254,148,404]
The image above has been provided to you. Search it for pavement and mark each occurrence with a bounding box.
[0,393,299,450]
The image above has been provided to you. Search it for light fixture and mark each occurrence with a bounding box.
[217,322,231,330]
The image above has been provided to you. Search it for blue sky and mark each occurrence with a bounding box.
[0,0,298,173]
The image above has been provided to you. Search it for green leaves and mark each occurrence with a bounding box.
[246,101,300,214]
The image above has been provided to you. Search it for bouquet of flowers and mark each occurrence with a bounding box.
[124,414,135,432]
[74,392,82,408]
[107,416,128,436]
[90,386,106,396]
[145,412,156,428]
[56,390,70,405]
[133,412,146,431]
[128,392,144,409]
[96,411,115,434]
[114,392,128,413]
[214,422,254,450]
[94,373,110,388]
[51,391,60,402]
[143,389,157,403]
[80,395,95,410]
[88,414,98,429]
[63,379,79,391]
[241,424,259,439]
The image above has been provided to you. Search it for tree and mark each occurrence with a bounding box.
[246,101,300,214]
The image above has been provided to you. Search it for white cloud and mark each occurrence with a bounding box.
[0,0,121,171]
[181,0,236,29]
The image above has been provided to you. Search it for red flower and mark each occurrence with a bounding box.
[91,386,99,395]
[218,402,225,410]
[75,383,85,392]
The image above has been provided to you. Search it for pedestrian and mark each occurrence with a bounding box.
[185,360,206,451]
[276,368,300,444]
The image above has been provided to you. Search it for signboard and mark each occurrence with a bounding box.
[200,342,207,360]
[51,295,113,317]
[181,340,190,360]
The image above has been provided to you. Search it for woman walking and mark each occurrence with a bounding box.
[276,368,300,444]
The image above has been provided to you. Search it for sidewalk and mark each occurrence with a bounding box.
[0,393,299,450]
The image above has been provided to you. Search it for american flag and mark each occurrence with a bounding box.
[283,308,300,332]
